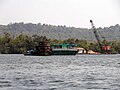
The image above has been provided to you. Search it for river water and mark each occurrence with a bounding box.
[0,54,120,90]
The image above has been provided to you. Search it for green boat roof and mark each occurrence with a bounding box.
[51,44,77,46]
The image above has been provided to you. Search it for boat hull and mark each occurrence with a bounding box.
[51,50,78,55]
[24,51,51,56]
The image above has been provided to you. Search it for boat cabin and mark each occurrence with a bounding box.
[51,44,77,49]
[51,44,78,55]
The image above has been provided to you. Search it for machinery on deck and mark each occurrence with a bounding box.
[90,20,111,54]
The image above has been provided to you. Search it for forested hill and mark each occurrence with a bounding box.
[0,22,120,41]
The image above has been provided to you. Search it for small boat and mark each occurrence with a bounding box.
[51,44,78,55]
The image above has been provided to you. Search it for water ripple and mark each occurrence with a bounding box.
[0,54,120,90]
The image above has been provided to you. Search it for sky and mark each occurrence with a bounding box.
[0,0,120,28]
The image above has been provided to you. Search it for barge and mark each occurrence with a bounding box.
[24,42,78,56]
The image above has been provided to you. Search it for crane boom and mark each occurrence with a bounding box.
[90,20,102,49]
[90,20,111,54]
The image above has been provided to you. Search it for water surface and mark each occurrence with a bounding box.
[0,54,120,90]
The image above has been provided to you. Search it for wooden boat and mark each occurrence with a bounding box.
[24,41,52,56]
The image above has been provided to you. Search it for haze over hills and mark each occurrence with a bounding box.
[0,22,120,41]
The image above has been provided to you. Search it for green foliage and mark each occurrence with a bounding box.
[0,23,120,41]
[0,33,120,54]
[110,41,120,53]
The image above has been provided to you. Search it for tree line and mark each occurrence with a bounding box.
[0,22,120,41]
[0,32,120,54]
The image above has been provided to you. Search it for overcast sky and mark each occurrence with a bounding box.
[0,0,120,28]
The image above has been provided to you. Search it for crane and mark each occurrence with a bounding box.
[90,20,111,54]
